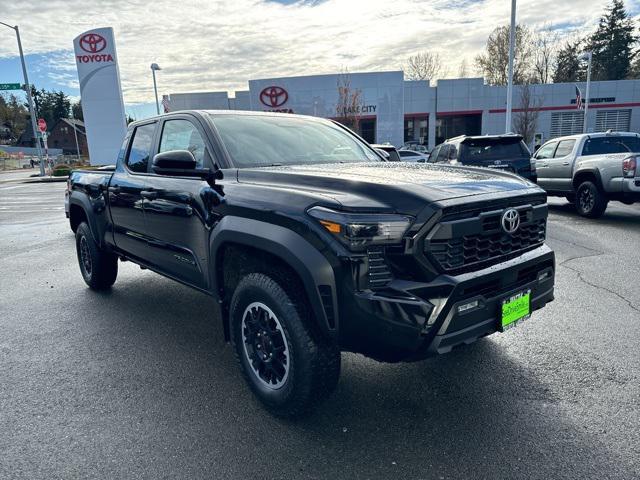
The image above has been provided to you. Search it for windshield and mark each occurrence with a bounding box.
[460,138,530,162]
[210,114,380,168]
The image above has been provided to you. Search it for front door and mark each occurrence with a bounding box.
[142,116,221,290]
[533,141,558,191]
[544,139,577,192]
[109,121,156,262]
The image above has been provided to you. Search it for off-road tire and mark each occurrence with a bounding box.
[75,222,118,290]
[575,181,608,218]
[229,272,340,417]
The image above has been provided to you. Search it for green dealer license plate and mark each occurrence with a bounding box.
[500,289,531,331]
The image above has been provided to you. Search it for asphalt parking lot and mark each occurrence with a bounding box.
[1,179,639,480]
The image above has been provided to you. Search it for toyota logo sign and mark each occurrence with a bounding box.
[260,86,288,108]
[79,33,107,53]
[501,208,521,234]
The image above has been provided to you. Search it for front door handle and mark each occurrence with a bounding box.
[140,190,158,200]
[107,186,120,193]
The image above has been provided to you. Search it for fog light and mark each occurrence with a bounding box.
[458,300,479,314]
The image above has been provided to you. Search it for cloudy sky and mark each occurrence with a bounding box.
[1,0,638,119]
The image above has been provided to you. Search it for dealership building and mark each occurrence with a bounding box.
[166,71,640,150]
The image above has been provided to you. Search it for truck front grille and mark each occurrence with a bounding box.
[430,219,546,271]
[424,197,547,274]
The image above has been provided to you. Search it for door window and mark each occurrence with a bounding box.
[535,142,557,160]
[554,140,576,158]
[159,119,208,168]
[126,123,156,172]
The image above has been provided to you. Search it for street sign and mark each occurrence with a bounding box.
[37,118,47,133]
[0,83,21,90]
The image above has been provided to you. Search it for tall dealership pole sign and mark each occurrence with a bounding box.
[73,27,127,166]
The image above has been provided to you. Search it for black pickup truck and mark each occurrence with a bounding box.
[67,111,555,416]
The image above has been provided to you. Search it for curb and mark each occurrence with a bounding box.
[22,177,68,183]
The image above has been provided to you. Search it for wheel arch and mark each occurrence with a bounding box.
[209,217,339,341]
[573,168,604,191]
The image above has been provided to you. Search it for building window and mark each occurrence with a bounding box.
[404,119,414,143]
[436,114,481,145]
[595,109,631,132]
[418,119,428,144]
[550,112,584,138]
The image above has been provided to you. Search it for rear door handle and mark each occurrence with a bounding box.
[562,162,570,166]
[140,190,158,200]
[107,186,120,193]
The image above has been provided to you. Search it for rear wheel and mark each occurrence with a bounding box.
[575,181,608,218]
[230,272,340,417]
[75,222,118,290]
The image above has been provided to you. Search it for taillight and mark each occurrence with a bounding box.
[622,156,637,178]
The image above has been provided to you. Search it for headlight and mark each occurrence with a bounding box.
[307,206,412,251]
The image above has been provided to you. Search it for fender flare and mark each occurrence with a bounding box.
[68,192,108,248]
[209,216,339,336]
[573,168,604,191]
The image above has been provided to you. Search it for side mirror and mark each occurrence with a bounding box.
[152,150,210,178]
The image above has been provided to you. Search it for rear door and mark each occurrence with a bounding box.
[141,114,222,289]
[543,139,577,192]
[108,121,157,262]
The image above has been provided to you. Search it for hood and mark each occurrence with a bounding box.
[237,162,540,215]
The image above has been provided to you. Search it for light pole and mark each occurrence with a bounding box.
[578,51,593,134]
[0,21,45,176]
[150,63,161,115]
[505,0,517,133]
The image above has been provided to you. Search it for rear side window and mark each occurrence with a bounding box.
[535,142,557,160]
[126,123,156,172]
[159,119,208,168]
[399,151,415,158]
[554,140,576,158]
[582,136,640,156]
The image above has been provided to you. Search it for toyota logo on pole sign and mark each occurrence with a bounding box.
[260,86,289,108]
[76,32,113,64]
[79,33,107,53]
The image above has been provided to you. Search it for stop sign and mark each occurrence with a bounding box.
[37,118,47,132]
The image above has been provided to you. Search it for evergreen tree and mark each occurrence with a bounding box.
[72,101,84,121]
[553,39,585,83]
[587,0,637,80]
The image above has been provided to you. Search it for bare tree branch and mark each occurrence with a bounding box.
[513,83,542,145]
[404,52,448,81]
[475,24,534,85]
[335,70,363,132]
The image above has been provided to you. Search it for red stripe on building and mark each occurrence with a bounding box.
[489,102,640,114]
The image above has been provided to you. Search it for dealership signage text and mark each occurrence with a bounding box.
[337,105,377,115]
[76,54,114,63]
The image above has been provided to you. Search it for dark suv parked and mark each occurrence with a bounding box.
[430,134,536,181]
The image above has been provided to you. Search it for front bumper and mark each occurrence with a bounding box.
[339,245,555,362]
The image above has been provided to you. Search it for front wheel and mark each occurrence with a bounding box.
[75,222,118,290]
[230,272,340,417]
[575,181,608,218]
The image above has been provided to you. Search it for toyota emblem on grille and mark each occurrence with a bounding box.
[501,208,520,234]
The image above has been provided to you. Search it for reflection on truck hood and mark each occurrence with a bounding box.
[237,162,540,214]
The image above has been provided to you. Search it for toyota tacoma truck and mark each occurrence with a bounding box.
[534,132,640,217]
[67,111,555,416]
